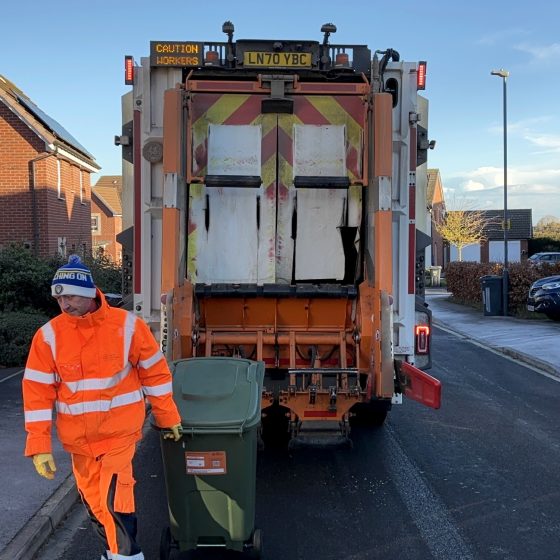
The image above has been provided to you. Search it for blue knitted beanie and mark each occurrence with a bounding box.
[51,255,96,298]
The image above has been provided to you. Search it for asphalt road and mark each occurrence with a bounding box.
[34,326,560,559]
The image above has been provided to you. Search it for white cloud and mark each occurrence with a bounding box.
[523,133,560,153]
[476,29,527,46]
[514,42,560,62]
[441,165,560,223]
[463,180,485,191]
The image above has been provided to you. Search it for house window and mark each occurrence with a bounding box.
[58,237,67,258]
[57,160,63,199]
[91,214,101,234]
[79,171,84,204]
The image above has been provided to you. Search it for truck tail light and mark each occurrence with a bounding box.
[417,61,427,90]
[205,50,220,66]
[335,53,349,67]
[415,324,430,354]
[125,56,134,85]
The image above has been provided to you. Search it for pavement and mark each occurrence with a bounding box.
[1,287,559,560]
[425,287,560,378]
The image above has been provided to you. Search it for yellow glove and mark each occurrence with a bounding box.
[32,453,56,480]
[162,423,182,442]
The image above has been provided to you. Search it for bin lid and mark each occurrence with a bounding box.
[170,357,264,431]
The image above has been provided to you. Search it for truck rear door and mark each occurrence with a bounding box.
[186,83,367,286]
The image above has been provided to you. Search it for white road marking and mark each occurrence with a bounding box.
[386,424,475,560]
[0,369,24,383]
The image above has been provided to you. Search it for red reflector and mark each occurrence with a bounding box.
[417,61,427,90]
[415,324,430,354]
[125,55,134,85]
[335,53,349,67]
[205,50,220,65]
[303,410,337,418]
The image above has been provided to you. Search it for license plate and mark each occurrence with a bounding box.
[243,51,312,68]
[527,304,535,311]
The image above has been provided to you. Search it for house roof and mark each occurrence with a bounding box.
[92,176,122,216]
[0,74,99,171]
[481,209,533,240]
[451,209,533,240]
[427,168,439,203]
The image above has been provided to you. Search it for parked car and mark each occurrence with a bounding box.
[528,252,560,265]
[527,275,560,321]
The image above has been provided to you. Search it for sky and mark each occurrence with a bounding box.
[2,0,559,225]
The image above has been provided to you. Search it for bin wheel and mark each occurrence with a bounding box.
[248,528,263,559]
[160,526,177,560]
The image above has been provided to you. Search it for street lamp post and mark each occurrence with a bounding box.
[491,68,509,316]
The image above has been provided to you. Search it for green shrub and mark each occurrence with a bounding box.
[86,254,122,294]
[445,260,560,314]
[0,245,57,314]
[0,311,50,367]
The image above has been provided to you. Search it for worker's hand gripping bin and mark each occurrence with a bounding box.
[156,357,264,559]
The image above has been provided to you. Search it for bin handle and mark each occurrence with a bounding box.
[181,426,246,436]
[151,423,184,440]
[151,418,246,437]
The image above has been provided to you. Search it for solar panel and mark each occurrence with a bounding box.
[16,93,93,158]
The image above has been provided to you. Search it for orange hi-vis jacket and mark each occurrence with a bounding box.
[23,290,181,458]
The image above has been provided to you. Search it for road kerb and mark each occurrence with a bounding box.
[0,475,78,560]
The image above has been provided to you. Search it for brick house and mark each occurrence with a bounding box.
[427,168,446,267]
[0,75,100,258]
[91,175,123,262]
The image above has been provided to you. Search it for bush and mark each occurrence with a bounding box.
[0,245,57,315]
[0,311,51,367]
[445,260,560,314]
[86,254,122,294]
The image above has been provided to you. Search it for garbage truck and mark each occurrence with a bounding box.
[116,21,441,445]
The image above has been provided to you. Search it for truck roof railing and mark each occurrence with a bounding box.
[149,22,372,75]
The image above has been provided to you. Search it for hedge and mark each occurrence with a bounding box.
[445,260,560,313]
[0,311,51,367]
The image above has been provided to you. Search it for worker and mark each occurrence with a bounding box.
[22,255,182,560]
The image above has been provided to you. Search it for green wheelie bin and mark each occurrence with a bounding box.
[157,357,264,559]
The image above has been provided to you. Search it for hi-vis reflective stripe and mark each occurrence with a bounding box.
[56,389,143,415]
[41,323,56,359]
[112,550,145,560]
[24,368,56,384]
[25,408,53,423]
[64,364,132,393]
[143,381,172,397]
[123,312,136,369]
[138,350,164,370]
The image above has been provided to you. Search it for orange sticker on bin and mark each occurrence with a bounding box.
[185,451,227,475]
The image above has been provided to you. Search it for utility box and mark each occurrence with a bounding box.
[157,357,264,559]
[480,275,503,316]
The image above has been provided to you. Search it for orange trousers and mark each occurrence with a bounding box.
[71,443,144,559]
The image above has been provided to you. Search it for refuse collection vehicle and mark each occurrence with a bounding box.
[116,21,441,444]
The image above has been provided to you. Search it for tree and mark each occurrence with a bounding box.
[534,215,560,242]
[434,208,490,262]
